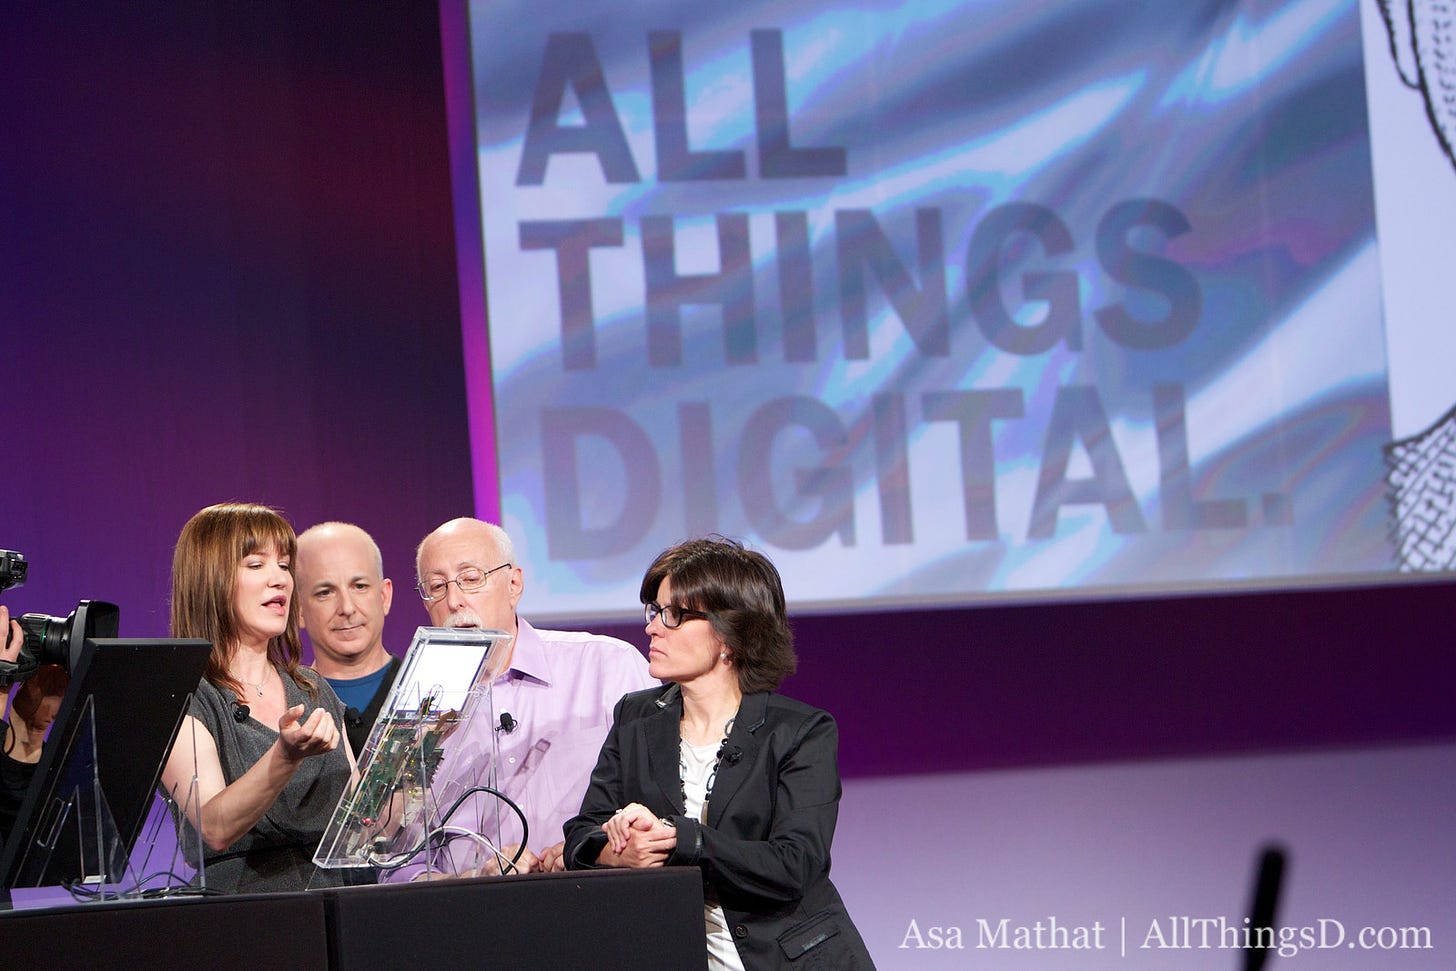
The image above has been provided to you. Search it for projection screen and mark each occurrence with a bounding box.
[440,0,1451,621]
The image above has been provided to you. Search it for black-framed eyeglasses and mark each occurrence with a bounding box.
[644,601,710,629]
[416,562,512,602]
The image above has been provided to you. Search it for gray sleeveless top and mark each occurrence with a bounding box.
[176,666,352,893]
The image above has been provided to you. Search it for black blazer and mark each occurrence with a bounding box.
[564,684,875,970]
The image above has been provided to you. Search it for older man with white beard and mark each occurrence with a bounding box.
[390,517,654,878]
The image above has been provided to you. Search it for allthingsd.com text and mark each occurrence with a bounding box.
[1143,916,1431,958]
[899,915,1434,957]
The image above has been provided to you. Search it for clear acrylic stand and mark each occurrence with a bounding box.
[21,695,139,899]
[313,627,510,882]
[154,694,213,896]
[129,787,201,894]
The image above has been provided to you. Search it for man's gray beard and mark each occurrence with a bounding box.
[444,608,484,629]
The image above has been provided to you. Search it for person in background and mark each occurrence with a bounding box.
[159,502,354,893]
[1,606,69,848]
[388,517,655,878]
[564,537,874,970]
[295,522,400,756]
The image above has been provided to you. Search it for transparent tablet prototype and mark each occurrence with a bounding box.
[313,627,509,874]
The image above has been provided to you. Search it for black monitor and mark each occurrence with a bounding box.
[0,637,212,892]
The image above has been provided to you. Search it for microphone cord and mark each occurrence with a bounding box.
[370,784,529,876]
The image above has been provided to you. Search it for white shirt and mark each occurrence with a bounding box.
[681,737,747,971]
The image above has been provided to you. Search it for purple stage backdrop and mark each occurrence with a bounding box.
[2,2,472,643]
[2,1,1452,963]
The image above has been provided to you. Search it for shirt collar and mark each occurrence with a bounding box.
[497,616,551,687]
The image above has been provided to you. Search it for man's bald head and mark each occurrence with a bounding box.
[415,518,523,634]
[296,522,393,675]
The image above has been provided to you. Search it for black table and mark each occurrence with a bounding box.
[0,867,707,970]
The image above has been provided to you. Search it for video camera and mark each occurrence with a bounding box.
[1,549,120,684]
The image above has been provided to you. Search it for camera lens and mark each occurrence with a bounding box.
[17,601,121,673]
[18,613,70,667]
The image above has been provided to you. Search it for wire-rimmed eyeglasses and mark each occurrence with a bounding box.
[416,562,512,602]
[644,601,710,629]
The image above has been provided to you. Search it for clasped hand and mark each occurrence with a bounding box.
[278,703,339,761]
[601,802,677,868]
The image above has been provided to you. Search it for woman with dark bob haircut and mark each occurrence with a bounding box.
[564,537,874,969]
[160,502,354,893]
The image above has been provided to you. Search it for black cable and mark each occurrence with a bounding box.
[369,784,529,875]
[371,783,528,873]
[60,871,221,902]
[62,873,222,902]
[373,778,400,832]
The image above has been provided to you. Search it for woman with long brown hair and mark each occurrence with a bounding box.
[160,502,353,893]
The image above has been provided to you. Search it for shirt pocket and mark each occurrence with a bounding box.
[514,723,613,823]
[776,909,842,961]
